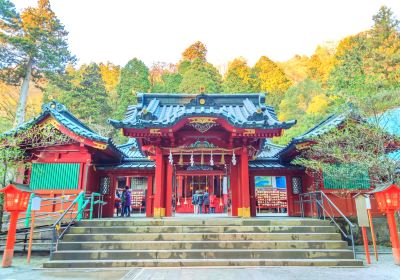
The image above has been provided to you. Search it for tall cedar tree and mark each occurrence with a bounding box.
[61,63,111,125]
[178,58,222,93]
[222,58,255,93]
[115,58,151,119]
[0,0,74,126]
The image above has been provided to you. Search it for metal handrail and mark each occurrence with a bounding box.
[298,191,356,259]
[50,191,87,253]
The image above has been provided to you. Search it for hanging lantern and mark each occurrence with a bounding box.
[190,151,194,166]
[210,151,214,166]
[220,153,225,165]
[177,198,181,206]
[232,150,237,166]
[179,152,183,166]
[201,151,204,165]
[168,149,173,165]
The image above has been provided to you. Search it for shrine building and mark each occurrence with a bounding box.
[4,93,377,218]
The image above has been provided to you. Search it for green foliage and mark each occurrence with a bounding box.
[115,58,151,119]
[152,73,182,93]
[0,0,74,84]
[222,58,256,93]
[0,0,74,125]
[178,58,222,93]
[44,63,111,130]
[293,120,400,185]
[252,56,292,106]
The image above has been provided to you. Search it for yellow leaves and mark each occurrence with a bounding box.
[20,0,57,34]
[306,94,330,115]
[99,62,121,93]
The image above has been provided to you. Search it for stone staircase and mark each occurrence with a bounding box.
[43,218,363,268]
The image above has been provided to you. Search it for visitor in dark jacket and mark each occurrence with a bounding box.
[197,191,204,214]
[203,191,210,214]
[123,186,132,217]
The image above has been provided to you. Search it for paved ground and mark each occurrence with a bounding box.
[1,248,399,280]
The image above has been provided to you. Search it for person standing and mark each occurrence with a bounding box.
[114,189,122,217]
[123,186,132,217]
[203,191,210,214]
[192,191,199,214]
[197,191,204,214]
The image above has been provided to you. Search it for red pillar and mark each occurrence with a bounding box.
[165,162,173,216]
[154,147,165,218]
[249,174,257,217]
[240,147,250,218]
[2,211,19,267]
[146,175,154,217]
[230,160,240,216]
[387,210,400,265]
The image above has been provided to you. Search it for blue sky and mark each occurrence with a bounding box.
[12,0,400,67]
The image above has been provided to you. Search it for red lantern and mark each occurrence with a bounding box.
[0,183,32,212]
[0,183,32,267]
[373,184,400,212]
[371,183,400,265]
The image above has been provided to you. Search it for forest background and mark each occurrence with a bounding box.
[1,1,400,145]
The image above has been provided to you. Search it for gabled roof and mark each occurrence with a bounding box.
[116,138,146,159]
[97,138,155,170]
[256,140,285,159]
[2,101,119,153]
[276,113,349,158]
[3,101,108,143]
[109,93,296,130]
[292,114,347,144]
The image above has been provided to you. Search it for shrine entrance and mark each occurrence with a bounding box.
[110,93,296,218]
[172,167,231,215]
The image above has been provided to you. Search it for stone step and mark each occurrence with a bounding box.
[62,232,342,242]
[57,240,348,250]
[68,225,336,234]
[43,258,363,268]
[76,218,331,227]
[50,249,355,261]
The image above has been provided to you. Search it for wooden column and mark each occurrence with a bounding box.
[230,160,241,216]
[165,162,173,216]
[240,147,251,218]
[146,175,154,217]
[154,147,165,218]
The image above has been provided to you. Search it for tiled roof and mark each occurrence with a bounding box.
[96,160,155,170]
[257,140,285,159]
[3,101,108,143]
[293,114,347,143]
[249,159,301,169]
[109,93,296,129]
[116,138,146,159]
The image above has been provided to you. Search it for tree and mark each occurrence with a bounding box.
[178,58,222,93]
[222,57,255,93]
[182,41,207,62]
[99,62,120,113]
[152,73,182,93]
[370,6,400,47]
[278,55,310,84]
[44,63,111,132]
[252,56,292,106]
[115,58,151,119]
[293,119,400,186]
[275,79,332,145]
[0,0,74,126]
[307,43,336,84]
